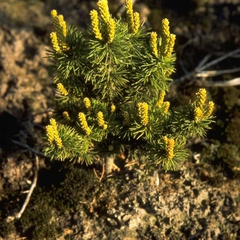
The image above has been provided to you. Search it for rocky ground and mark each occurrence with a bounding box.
[1,0,240,239]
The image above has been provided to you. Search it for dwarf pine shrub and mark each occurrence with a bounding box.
[44,0,214,173]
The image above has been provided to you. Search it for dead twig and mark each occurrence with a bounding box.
[201,77,240,87]
[93,163,105,182]
[79,196,96,213]
[174,48,240,84]
[5,140,43,222]
[196,67,240,78]
[196,53,212,69]
[6,155,39,222]
[11,139,44,157]
[197,49,240,73]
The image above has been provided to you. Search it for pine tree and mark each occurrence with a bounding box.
[44,0,214,173]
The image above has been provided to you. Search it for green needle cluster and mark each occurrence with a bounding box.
[44,0,215,172]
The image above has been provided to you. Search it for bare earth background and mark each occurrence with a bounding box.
[1,0,240,239]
